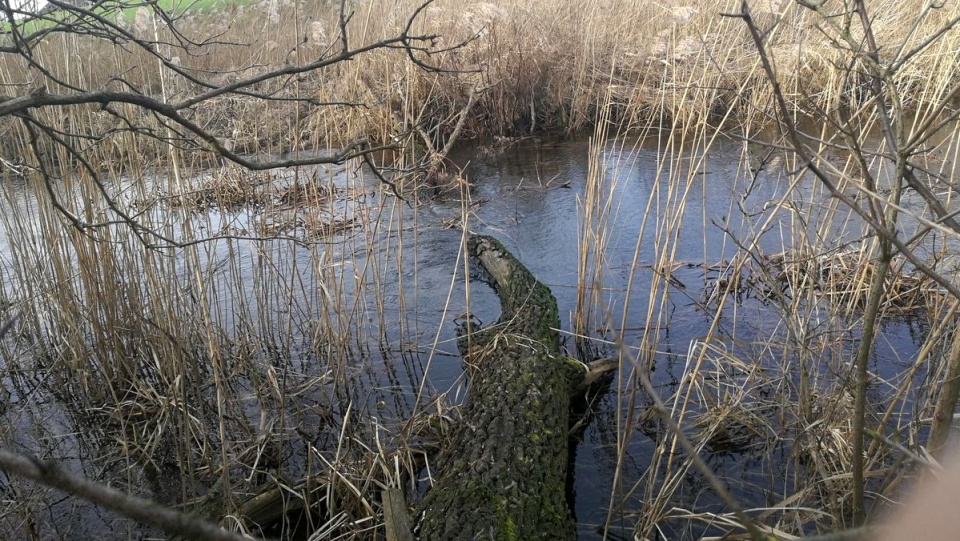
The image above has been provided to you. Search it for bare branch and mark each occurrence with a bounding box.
[0,448,258,541]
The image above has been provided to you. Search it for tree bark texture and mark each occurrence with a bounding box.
[415,235,579,541]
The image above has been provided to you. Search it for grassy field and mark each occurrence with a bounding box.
[2,0,960,539]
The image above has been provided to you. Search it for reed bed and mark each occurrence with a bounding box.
[2,0,960,540]
[701,248,945,315]
[589,95,960,536]
[4,0,960,168]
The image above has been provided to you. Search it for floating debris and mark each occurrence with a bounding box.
[163,166,335,212]
[700,247,942,316]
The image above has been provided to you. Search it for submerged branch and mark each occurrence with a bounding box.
[0,449,256,541]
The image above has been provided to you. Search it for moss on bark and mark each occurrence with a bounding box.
[416,235,579,541]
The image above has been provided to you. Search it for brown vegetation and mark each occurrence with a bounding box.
[3,0,960,540]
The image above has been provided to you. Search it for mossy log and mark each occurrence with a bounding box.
[415,235,581,541]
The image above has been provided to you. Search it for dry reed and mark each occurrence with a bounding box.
[3,0,960,540]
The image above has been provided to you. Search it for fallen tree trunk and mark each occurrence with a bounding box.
[228,235,615,538]
[415,234,580,541]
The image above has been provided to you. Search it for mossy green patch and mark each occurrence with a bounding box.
[565,356,587,371]
[495,494,520,541]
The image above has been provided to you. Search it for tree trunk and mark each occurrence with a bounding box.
[415,235,579,541]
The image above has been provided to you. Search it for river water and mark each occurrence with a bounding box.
[0,133,931,539]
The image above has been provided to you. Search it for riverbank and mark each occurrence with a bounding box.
[3,0,958,167]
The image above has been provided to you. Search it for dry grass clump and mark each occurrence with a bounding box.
[164,165,336,212]
[639,337,888,536]
[674,346,778,457]
[166,167,276,211]
[796,387,860,517]
[703,247,945,315]
[766,249,942,315]
[159,162,361,239]
[254,209,357,238]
